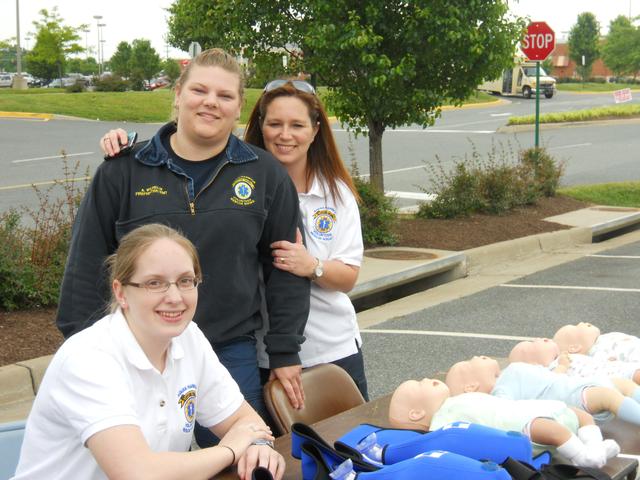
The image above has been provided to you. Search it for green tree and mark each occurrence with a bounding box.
[0,38,21,72]
[23,8,84,83]
[168,0,525,190]
[110,41,133,78]
[162,58,181,85]
[67,56,98,75]
[130,39,161,85]
[602,15,640,79]
[568,12,601,80]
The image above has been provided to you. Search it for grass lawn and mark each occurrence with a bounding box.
[0,87,269,123]
[556,82,640,92]
[560,182,640,208]
[0,86,496,123]
[508,104,640,125]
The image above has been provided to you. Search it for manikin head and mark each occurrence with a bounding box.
[553,322,601,354]
[509,338,560,366]
[445,356,501,396]
[388,378,451,431]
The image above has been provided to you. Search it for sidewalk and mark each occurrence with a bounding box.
[2,205,640,424]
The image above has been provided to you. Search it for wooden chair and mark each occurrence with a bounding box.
[263,363,366,435]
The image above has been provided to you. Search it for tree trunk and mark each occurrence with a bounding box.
[367,120,385,192]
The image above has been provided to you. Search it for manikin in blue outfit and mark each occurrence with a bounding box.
[447,356,640,427]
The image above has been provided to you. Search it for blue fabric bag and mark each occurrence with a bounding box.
[335,421,551,469]
[301,441,512,480]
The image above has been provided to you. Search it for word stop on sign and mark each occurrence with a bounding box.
[523,33,554,50]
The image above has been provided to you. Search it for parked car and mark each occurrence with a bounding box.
[147,76,170,90]
[46,77,80,88]
[0,74,14,87]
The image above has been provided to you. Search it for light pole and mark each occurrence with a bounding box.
[14,0,27,89]
[83,28,90,59]
[93,15,103,75]
[98,24,106,73]
[100,37,106,73]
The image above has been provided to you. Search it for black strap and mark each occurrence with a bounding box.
[500,457,544,480]
[541,464,612,480]
[501,458,613,480]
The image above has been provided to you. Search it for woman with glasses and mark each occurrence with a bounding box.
[61,48,310,448]
[14,224,284,480]
[100,78,368,401]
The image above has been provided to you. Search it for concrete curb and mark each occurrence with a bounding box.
[0,111,52,121]
[464,227,592,273]
[351,249,466,300]
[497,117,640,134]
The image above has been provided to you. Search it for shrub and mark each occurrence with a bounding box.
[351,165,397,247]
[0,157,88,311]
[94,75,129,92]
[417,143,563,219]
[520,147,564,197]
[65,79,86,93]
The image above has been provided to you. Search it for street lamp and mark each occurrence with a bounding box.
[82,28,90,59]
[14,0,27,89]
[98,24,106,74]
[100,38,106,73]
[93,15,103,75]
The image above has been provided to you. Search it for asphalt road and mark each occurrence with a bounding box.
[1,90,639,215]
[361,235,640,400]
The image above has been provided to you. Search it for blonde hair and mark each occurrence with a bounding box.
[172,48,245,122]
[105,224,202,312]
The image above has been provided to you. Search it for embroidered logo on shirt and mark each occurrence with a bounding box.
[311,208,336,241]
[134,185,168,197]
[178,385,197,433]
[231,176,256,206]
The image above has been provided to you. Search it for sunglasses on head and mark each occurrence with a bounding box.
[263,79,316,95]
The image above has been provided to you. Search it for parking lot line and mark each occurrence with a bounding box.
[588,254,640,259]
[500,284,640,293]
[12,151,94,164]
[362,329,531,341]
[0,176,90,191]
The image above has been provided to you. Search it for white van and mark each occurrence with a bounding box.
[479,61,556,99]
[0,74,13,87]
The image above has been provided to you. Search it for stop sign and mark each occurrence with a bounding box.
[520,22,555,61]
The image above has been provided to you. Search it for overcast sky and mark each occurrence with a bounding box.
[1,0,637,61]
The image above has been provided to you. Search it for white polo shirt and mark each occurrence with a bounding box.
[258,176,364,368]
[13,310,244,480]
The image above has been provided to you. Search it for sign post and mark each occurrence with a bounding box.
[188,41,202,59]
[520,22,555,148]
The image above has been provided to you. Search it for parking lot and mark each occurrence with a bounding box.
[361,232,640,400]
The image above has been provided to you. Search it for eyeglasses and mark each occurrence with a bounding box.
[264,79,316,95]
[124,276,201,293]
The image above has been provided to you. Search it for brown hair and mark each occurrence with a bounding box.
[244,82,359,203]
[105,224,202,312]
[172,48,245,122]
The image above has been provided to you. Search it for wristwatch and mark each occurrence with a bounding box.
[310,257,324,281]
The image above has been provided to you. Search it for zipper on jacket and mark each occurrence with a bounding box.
[188,160,230,215]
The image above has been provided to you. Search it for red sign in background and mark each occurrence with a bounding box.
[521,22,555,61]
